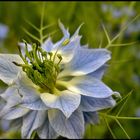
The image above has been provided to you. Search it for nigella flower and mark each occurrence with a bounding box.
[0,21,119,139]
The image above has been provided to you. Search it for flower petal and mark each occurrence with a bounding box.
[0,54,23,63]
[0,23,9,39]
[0,54,22,84]
[67,76,114,98]
[58,20,70,39]
[51,21,70,51]
[22,110,46,139]
[15,72,40,102]
[57,24,83,64]
[59,48,111,77]
[58,36,81,64]
[18,42,32,55]
[0,119,10,131]
[41,90,81,118]
[48,109,85,139]
[37,113,59,139]
[0,104,29,120]
[21,98,48,110]
[87,65,108,80]
[80,95,116,112]
[70,23,83,41]
[0,86,22,107]
[41,37,55,52]
[83,112,99,125]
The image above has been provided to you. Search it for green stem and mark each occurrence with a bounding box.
[99,112,140,120]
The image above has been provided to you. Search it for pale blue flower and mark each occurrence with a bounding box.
[101,4,135,18]
[0,23,9,40]
[0,21,119,139]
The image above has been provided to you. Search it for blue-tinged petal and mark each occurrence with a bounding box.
[21,110,46,139]
[58,36,81,64]
[18,42,33,62]
[0,55,22,85]
[0,23,9,40]
[0,119,10,131]
[15,72,51,110]
[0,86,22,107]
[83,112,99,125]
[18,42,32,49]
[37,113,59,139]
[87,65,108,80]
[59,48,111,77]
[0,106,29,120]
[41,37,55,52]
[58,20,70,39]
[67,76,114,98]
[50,21,70,51]
[21,98,48,110]
[15,72,40,102]
[48,109,85,139]
[80,95,116,112]
[0,86,25,120]
[51,25,82,64]
[41,90,81,118]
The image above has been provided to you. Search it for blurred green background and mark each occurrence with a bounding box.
[0,1,140,139]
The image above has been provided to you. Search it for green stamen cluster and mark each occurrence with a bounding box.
[13,41,63,93]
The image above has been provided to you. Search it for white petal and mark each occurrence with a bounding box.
[41,90,81,118]
[48,109,84,139]
[22,110,46,139]
[59,48,111,77]
[80,95,116,112]
[37,113,59,139]
[0,55,22,85]
[67,76,114,98]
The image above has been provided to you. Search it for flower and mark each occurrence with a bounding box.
[0,21,119,139]
[0,23,9,40]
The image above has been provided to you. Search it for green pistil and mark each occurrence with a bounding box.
[13,39,70,94]
[14,41,63,94]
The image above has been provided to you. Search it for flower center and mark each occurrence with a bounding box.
[13,40,64,94]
